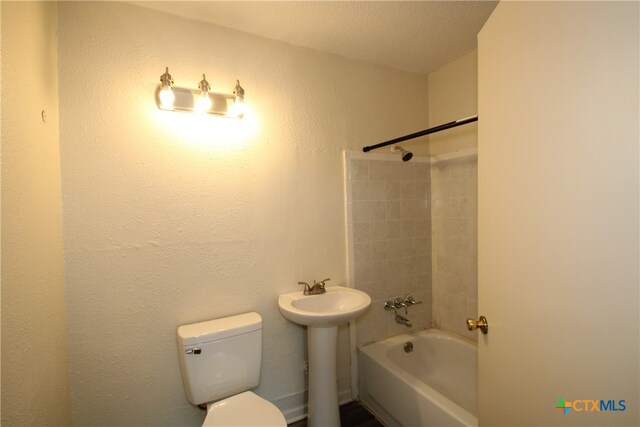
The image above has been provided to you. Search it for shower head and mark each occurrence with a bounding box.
[391,145,413,162]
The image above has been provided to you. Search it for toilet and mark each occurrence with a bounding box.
[177,312,287,427]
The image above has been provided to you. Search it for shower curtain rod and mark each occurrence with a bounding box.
[362,115,478,153]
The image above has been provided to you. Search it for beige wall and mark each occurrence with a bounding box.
[1,2,72,425]
[57,2,428,425]
[427,50,478,155]
[478,1,638,424]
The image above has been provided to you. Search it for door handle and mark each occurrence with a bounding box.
[466,315,488,334]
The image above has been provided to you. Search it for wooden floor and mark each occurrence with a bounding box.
[288,401,384,427]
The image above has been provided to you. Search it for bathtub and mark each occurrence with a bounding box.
[358,329,478,427]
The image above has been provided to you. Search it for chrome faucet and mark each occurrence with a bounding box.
[394,313,412,328]
[384,300,413,327]
[298,278,330,295]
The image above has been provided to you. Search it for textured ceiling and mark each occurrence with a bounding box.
[132,1,498,74]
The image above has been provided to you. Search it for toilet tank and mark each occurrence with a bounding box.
[177,312,262,406]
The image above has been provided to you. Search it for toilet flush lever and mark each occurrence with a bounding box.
[185,347,202,355]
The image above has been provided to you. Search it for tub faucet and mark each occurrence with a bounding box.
[384,301,412,327]
[395,313,412,328]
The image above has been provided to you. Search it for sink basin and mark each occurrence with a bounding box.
[278,286,371,327]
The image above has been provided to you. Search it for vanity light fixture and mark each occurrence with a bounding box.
[155,67,246,118]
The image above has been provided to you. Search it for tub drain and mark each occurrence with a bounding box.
[404,341,413,353]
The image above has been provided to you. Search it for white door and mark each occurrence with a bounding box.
[477,2,638,426]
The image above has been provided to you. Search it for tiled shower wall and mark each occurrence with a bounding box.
[431,152,478,341]
[345,154,432,346]
[346,150,478,346]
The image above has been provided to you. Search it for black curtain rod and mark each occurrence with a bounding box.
[362,115,478,153]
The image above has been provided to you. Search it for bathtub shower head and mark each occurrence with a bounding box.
[391,145,413,162]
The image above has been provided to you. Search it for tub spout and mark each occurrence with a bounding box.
[395,313,412,327]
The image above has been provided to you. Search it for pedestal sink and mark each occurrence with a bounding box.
[278,286,371,427]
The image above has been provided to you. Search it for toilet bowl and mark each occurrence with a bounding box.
[177,312,286,427]
[204,391,286,427]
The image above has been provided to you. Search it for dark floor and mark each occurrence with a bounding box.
[288,401,384,427]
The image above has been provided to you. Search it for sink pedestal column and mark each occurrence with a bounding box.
[278,286,371,427]
[307,326,340,427]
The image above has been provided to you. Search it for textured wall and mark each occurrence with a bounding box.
[345,154,432,346]
[1,2,72,425]
[57,2,428,425]
[427,50,478,155]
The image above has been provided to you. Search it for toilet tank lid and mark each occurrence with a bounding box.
[177,312,262,346]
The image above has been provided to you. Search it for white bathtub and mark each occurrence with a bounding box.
[358,329,478,427]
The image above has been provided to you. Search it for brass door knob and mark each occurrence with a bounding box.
[466,315,488,334]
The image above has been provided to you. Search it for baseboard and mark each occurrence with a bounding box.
[274,388,352,424]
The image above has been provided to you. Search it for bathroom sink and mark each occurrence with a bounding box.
[278,286,371,327]
[279,285,371,426]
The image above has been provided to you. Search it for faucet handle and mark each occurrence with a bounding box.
[298,282,311,295]
[383,301,397,312]
[315,278,331,289]
[404,294,422,306]
[393,297,408,314]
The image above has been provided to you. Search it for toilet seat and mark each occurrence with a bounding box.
[204,391,287,427]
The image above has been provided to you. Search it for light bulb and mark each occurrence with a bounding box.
[227,79,246,118]
[195,74,212,114]
[158,67,175,110]
[195,93,212,114]
[228,99,246,118]
[159,87,175,109]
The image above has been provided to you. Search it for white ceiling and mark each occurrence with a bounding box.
[132,1,498,75]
